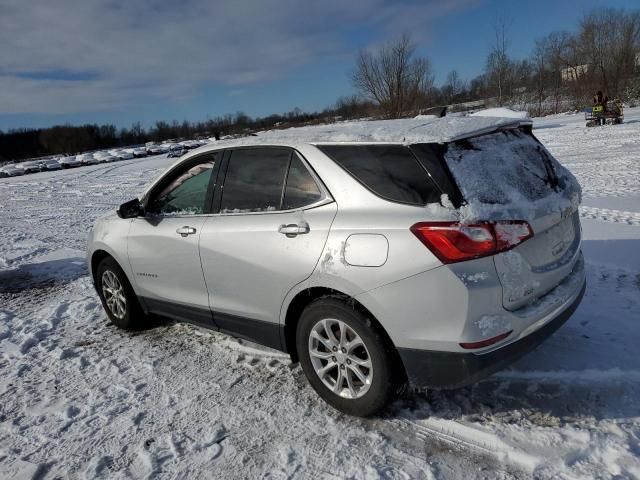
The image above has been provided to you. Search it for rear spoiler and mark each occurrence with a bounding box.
[448,118,533,143]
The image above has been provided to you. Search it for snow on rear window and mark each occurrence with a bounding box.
[444,130,554,205]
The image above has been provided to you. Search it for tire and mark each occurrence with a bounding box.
[296,297,406,417]
[96,256,146,330]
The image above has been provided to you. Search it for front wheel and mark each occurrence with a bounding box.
[296,297,405,417]
[96,257,146,330]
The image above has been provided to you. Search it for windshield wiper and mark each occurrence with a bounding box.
[537,146,559,190]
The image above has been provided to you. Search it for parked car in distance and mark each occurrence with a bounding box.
[179,140,201,150]
[88,116,585,417]
[112,150,134,160]
[78,154,99,166]
[167,144,185,158]
[132,148,147,158]
[16,161,43,174]
[42,159,62,171]
[0,165,25,177]
[95,152,116,163]
[145,142,161,155]
[58,156,82,168]
[147,145,165,155]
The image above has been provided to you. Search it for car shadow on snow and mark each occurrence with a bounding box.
[389,239,640,425]
[0,257,87,293]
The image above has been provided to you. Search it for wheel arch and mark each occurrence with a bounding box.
[90,249,112,284]
[282,286,403,379]
[90,248,137,296]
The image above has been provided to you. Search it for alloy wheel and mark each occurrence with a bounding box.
[101,270,127,320]
[308,318,373,399]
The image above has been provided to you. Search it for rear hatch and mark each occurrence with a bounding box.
[441,128,582,310]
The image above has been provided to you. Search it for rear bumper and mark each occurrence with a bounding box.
[398,278,586,389]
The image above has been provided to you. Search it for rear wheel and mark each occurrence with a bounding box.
[296,297,405,416]
[96,257,146,330]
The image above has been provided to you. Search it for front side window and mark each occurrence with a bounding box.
[148,159,216,215]
[220,148,290,213]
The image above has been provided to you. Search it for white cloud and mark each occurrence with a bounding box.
[0,0,477,115]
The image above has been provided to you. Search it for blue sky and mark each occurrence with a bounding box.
[0,0,637,131]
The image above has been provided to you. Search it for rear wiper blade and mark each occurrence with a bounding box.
[537,146,559,190]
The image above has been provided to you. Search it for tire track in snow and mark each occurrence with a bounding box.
[390,417,540,474]
[579,206,640,225]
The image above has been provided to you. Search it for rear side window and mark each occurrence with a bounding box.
[317,145,442,205]
[282,153,322,209]
[220,148,290,213]
[409,144,462,207]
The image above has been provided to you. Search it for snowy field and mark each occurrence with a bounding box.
[1,109,639,479]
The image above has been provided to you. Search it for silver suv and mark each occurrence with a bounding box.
[87,117,586,416]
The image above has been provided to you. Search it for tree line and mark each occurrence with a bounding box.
[353,7,640,118]
[2,6,639,162]
[0,110,331,162]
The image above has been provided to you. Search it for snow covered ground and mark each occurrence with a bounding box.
[1,109,639,479]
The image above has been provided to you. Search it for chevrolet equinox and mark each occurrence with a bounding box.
[87,116,586,416]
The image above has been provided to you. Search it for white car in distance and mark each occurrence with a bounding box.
[15,161,42,174]
[58,156,82,168]
[115,150,134,160]
[78,154,100,166]
[0,165,24,177]
[42,159,62,171]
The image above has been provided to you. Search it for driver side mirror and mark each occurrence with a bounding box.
[117,198,144,218]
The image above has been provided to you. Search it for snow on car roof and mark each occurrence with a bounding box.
[470,107,530,119]
[211,115,530,148]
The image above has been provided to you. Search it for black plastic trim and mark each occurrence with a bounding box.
[139,297,285,352]
[204,154,223,214]
[211,150,230,214]
[143,297,215,327]
[397,280,586,389]
[215,311,283,351]
[279,150,294,209]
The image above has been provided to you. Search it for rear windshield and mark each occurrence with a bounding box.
[317,144,451,206]
[444,129,559,205]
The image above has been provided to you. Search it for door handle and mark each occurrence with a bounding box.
[176,226,197,237]
[278,222,310,236]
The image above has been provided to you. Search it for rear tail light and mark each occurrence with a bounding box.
[410,221,533,264]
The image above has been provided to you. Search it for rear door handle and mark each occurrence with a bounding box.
[278,222,310,236]
[176,226,197,237]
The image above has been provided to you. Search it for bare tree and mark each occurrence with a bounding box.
[442,69,465,103]
[486,18,513,105]
[546,31,572,113]
[333,95,375,119]
[531,38,548,115]
[579,8,640,97]
[352,33,434,118]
